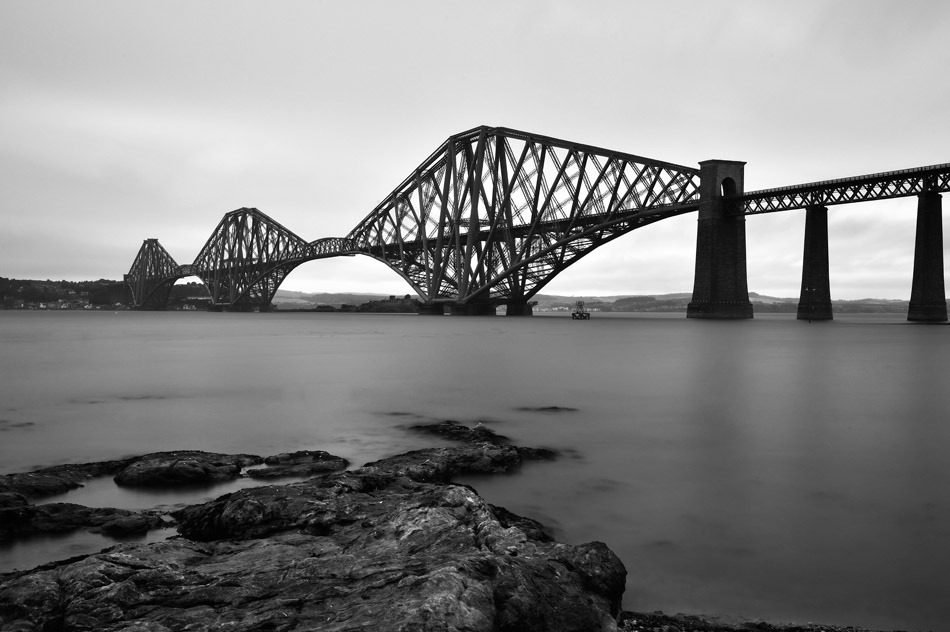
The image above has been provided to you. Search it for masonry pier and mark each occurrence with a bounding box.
[417,303,446,316]
[797,205,833,321]
[686,160,753,319]
[504,302,534,316]
[908,192,947,322]
[449,301,497,316]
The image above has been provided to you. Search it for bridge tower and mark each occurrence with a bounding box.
[686,160,753,319]
[125,238,183,310]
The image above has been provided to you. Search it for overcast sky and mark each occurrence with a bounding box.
[2,0,948,299]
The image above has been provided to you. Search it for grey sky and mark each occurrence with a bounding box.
[2,0,948,299]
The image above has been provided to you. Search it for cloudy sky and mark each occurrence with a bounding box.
[2,0,948,299]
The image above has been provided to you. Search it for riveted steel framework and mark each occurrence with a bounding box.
[307,237,359,257]
[347,126,700,304]
[125,239,185,309]
[737,163,950,214]
[191,208,343,310]
[126,125,950,312]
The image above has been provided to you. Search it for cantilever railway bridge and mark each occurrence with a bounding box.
[125,125,950,321]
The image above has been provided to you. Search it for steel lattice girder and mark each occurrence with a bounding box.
[346,126,700,303]
[124,239,184,308]
[191,208,317,308]
[307,237,360,258]
[738,163,950,214]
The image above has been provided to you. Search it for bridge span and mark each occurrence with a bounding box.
[125,125,950,321]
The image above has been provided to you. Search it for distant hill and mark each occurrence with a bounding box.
[0,279,914,313]
[273,290,912,314]
[531,292,910,313]
[272,290,402,308]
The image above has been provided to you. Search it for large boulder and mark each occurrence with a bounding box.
[113,451,263,487]
[246,450,350,479]
[0,492,36,540]
[407,419,512,444]
[0,459,134,499]
[0,500,169,541]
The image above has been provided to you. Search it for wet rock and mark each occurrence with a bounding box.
[516,445,560,461]
[1,502,169,540]
[100,514,154,537]
[4,477,625,631]
[363,443,525,483]
[408,419,511,444]
[490,504,554,543]
[0,424,626,632]
[407,420,559,465]
[113,451,263,487]
[0,459,133,499]
[616,611,893,632]
[1,424,628,631]
[1,452,268,498]
[382,420,558,484]
[246,450,350,479]
[0,492,36,539]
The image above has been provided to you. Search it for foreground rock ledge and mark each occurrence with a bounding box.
[0,427,626,631]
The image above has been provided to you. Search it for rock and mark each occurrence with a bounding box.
[516,445,560,461]
[408,419,511,444]
[246,450,349,479]
[0,572,63,630]
[3,477,625,631]
[363,443,525,483]
[0,491,169,542]
[490,504,554,543]
[113,451,263,487]
[0,492,36,540]
[0,423,627,631]
[0,452,266,498]
[370,420,558,483]
[100,514,153,537]
[1,451,265,542]
[22,503,167,537]
[616,610,893,632]
[0,459,133,499]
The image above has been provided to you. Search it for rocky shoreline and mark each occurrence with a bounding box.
[0,422,901,631]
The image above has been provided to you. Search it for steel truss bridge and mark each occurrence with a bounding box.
[125,125,950,320]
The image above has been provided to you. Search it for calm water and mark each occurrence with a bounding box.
[1,310,947,631]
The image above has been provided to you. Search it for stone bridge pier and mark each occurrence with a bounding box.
[908,191,947,322]
[797,205,833,321]
[686,160,753,319]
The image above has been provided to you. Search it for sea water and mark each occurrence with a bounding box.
[0,310,947,631]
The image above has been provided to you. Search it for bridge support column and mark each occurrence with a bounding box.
[908,192,947,322]
[505,302,534,316]
[686,160,753,319]
[417,303,446,316]
[450,302,497,316]
[797,205,833,321]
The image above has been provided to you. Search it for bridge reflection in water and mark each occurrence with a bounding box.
[125,125,950,321]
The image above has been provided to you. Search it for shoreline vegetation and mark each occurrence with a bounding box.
[0,422,900,631]
[0,276,912,314]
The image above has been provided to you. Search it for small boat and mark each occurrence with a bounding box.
[571,300,590,320]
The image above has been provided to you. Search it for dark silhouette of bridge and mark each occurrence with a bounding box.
[125,125,950,321]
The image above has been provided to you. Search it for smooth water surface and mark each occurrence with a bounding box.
[1,310,947,631]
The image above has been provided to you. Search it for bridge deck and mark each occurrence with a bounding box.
[736,162,950,214]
